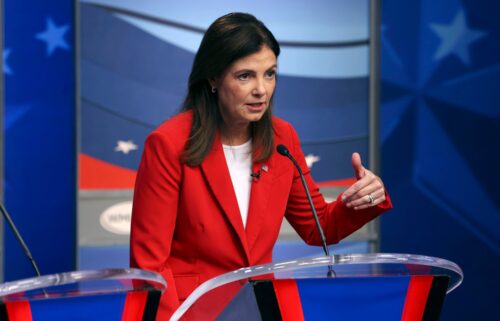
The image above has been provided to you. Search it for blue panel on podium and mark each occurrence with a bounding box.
[30,293,126,321]
[296,277,409,321]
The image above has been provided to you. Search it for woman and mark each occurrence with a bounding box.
[130,12,392,321]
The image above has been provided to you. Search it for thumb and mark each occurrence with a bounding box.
[351,152,365,179]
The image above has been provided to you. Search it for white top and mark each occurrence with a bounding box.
[222,139,253,228]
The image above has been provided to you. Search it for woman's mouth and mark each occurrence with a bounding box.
[246,102,265,111]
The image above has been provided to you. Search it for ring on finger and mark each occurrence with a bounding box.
[368,193,374,204]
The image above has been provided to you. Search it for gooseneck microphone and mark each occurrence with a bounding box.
[0,203,42,277]
[277,144,336,277]
[276,144,330,257]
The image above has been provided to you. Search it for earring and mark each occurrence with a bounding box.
[211,86,217,93]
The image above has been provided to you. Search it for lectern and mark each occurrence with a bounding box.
[171,253,463,321]
[0,268,166,321]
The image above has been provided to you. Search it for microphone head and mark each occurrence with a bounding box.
[276,144,289,156]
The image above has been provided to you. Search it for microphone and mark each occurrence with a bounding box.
[277,144,335,277]
[276,145,329,256]
[250,169,261,182]
[0,203,42,277]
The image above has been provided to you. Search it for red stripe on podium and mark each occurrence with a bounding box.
[401,276,433,321]
[5,301,33,321]
[121,291,148,321]
[273,279,305,321]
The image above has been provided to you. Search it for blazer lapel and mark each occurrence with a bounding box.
[200,132,250,259]
[245,155,275,252]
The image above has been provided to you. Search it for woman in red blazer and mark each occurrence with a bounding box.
[130,13,392,321]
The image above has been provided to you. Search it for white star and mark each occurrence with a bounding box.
[115,140,138,154]
[35,18,70,56]
[3,49,12,75]
[430,10,486,65]
[305,154,320,168]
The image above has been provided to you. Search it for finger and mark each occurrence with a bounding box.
[343,183,376,205]
[353,194,386,210]
[346,172,384,201]
[342,169,378,201]
[346,189,385,208]
[351,152,365,180]
[345,186,380,207]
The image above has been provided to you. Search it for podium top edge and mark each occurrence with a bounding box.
[170,253,463,321]
[0,268,166,300]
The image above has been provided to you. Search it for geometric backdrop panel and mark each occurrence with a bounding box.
[380,0,500,320]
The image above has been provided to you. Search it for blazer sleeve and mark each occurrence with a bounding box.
[283,123,393,246]
[130,131,182,319]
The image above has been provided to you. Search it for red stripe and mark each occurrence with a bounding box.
[79,153,137,189]
[401,276,434,321]
[317,178,357,188]
[272,279,305,321]
[5,301,33,321]
[121,291,148,321]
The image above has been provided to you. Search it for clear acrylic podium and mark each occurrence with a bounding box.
[171,253,463,321]
[0,268,166,321]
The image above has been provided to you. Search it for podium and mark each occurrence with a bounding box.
[0,268,166,321]
[171,253,463,321]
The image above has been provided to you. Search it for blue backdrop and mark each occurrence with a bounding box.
[3,0,76,280]
[380,0,500,319]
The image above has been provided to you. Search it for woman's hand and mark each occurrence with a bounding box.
[341,152,386,210]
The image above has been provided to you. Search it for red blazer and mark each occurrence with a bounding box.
[130,111,392,320]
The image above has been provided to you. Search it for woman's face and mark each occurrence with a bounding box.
[212,46,277,130]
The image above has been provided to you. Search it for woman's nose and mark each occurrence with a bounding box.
[252,78,266,96]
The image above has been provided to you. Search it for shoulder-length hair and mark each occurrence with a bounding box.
[181,12,280,166]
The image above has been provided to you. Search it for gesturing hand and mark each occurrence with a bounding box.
[341,153,386,210]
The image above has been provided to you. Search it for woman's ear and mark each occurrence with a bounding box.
[208,78,218,93]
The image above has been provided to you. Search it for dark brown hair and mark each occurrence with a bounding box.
[181,12,280,166]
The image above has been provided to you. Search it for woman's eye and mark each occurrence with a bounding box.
[237,73,250,80]
[266,70,276,78]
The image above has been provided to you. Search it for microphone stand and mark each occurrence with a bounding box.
[0,203,42,277]
[277,145,335,277]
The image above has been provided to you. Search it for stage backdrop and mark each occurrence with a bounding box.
[77,0,378,268]
[2,0,76,281]
[380,0,500,320]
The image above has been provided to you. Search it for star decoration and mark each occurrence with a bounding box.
[430,10,486,65]
[3,49,12,75]
[115,140,138,154]
[305,154,320,168]
[35,18,70,56]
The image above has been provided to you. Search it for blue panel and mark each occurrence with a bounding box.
[296,277,408,321]
[3,0,76,280]
[380,0,500,320]
[30,293,126,321]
